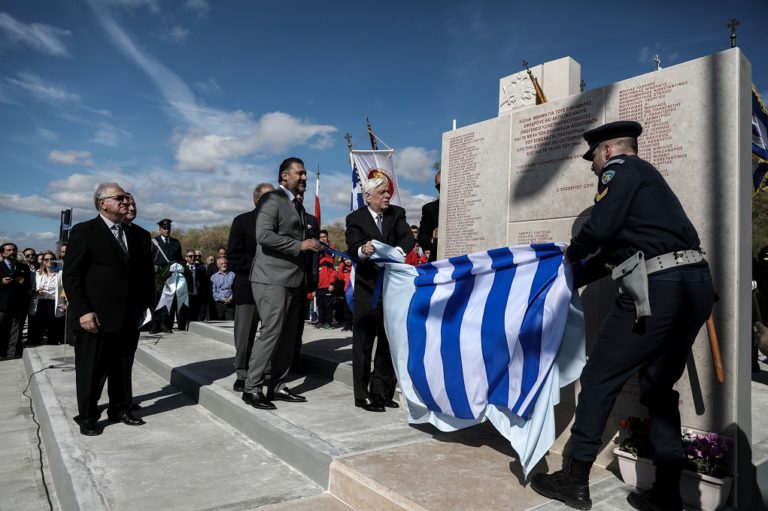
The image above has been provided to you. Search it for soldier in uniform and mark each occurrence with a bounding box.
[150,219,183,333]
[530,121,714,511]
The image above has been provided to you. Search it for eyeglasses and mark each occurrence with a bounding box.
[186,255,195,258]
[24,253,36,258]
[101,194,130,202]
[43,257,55,261]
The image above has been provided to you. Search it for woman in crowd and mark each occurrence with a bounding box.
[27,250,67,345]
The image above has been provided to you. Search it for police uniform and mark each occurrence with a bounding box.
[531,121,715,511]
[150,219,183,333]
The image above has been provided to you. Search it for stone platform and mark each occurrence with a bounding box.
[6,321,768,510]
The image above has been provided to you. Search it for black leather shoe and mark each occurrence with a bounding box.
[79,420,101,436]
[373,394,399,408]
[271,388,307,402]
[233,379,245,392]
[626,487,683,511]
[355,398,385,412]
[108,412,146,426]
[242,391,276,410]
[530,458,592,510]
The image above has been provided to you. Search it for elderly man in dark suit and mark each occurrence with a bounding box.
[242,158,321,410]
[227,182,274,392]
[0,243,32,359]
[345,176,415,412]
[63,182,155,436]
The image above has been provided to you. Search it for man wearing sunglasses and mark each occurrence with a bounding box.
[63,182,155,436]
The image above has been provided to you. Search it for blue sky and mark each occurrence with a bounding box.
[1,0,766,251]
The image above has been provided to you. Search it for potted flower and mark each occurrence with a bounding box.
[679,431,734,511]
[613,418,735,511]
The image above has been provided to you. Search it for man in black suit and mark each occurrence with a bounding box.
[227,182,274,392]
[418,170,440,262]
[345,176,415,412]
[63,182,155,436]
[150,218,183,333]
[0,243,32,359]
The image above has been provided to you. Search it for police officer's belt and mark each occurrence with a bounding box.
[611,249,705,320]
[644,249,705,275]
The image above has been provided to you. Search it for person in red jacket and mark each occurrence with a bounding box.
[336,258,353,331]
[315,231,337,329]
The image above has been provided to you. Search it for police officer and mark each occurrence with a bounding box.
[530,121,714,511]
[150,219,183,333]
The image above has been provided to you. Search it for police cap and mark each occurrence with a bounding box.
[582,120,642,161]
[157,219,173,228]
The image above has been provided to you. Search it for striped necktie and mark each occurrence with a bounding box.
[112,223,129,255]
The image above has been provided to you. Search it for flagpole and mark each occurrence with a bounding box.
[366,117,378,150]
[314,163,321,229]
[522,60,548,104]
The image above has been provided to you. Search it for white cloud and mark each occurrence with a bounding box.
[37,127,59,142]
[97,0,161,13]
[48,150,94,166]
[193,78,222,96]
[0,231,59,252]
[175,111,336,172]
[0,12,71,57]
[91,123,132,146]
[394,146,439,182]
[185,0,209,15]
[7,72,80,105]
[163,25,189,43]
[89,3,337,172]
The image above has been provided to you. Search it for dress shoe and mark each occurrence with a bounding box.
[242,391,276,410]
[79,420,101,436]
[270,388,307,402]
[355,398,385,412]
[108,412,146,426]
[373,394,399,408]
[232,379,245,392]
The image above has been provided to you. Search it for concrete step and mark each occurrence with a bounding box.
[134,329,624,511]
[189,321,355,388]
[134,330,425,489]
[23,344,347,511]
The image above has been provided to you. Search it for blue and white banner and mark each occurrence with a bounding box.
[372,241,585,476]
[753,85,768,191]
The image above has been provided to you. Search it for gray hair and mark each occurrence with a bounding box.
[253,182,275,205]
[93,182,123,210]
[363,176,388,195]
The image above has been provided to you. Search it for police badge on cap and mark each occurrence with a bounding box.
[582,121,642,161]
[157,218,172,228]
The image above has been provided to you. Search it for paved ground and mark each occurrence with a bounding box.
[3,333,768,511]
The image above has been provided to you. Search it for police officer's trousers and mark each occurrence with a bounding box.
[568,267,714,469]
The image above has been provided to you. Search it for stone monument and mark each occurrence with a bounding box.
[438,49,753,506]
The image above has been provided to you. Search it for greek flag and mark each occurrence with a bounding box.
[753,85,768,191]
[374,241,585,476]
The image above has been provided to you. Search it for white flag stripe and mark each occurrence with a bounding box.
[504,248,540,406]
[460,252,495,416]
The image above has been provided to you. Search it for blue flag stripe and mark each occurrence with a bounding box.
[406,267,441,413]
[440,256,475,419]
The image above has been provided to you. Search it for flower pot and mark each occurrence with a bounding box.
[613,447,655,489]
[613,448,734,510]
[680,470,733,511]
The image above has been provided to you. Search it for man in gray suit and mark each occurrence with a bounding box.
[243,157,321,409]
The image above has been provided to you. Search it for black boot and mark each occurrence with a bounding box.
[530,457,592,510]
[627,464,683,511]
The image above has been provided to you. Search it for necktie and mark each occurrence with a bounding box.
[293,198,305,229]
[112,224,129,255]
[375,214,383,234]
[189,265,196,294]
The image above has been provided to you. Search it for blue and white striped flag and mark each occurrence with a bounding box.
[373,241,585,476]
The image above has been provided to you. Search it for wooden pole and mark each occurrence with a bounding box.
[706,314,725,384]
